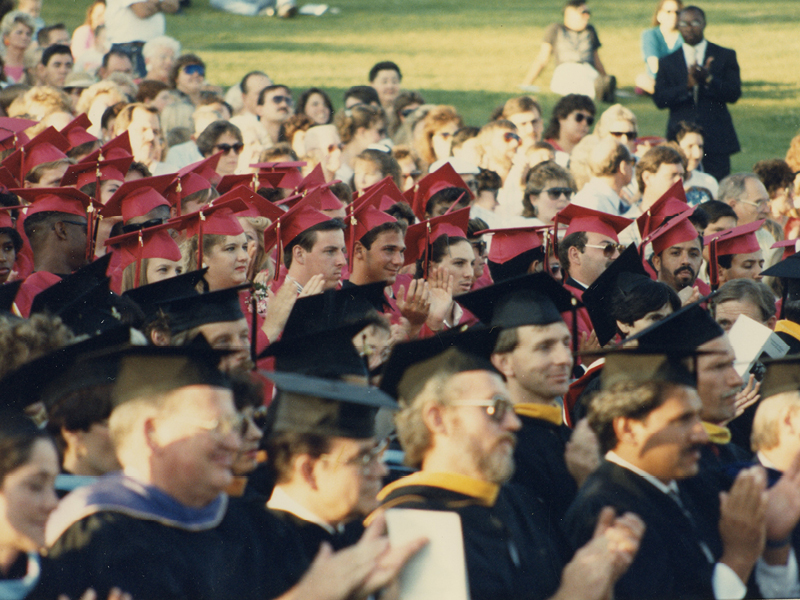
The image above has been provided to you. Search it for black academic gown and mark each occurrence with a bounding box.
[34,496,310,600]
[268,509,364,562]
[377,471,568,600]
[510,405,578,531]
[565,460,720,600]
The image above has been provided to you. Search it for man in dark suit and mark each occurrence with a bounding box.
[653,6,741,182]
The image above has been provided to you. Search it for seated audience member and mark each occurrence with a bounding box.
[170,54,205,107]
[753,158,799,240]
[501,96,544,150]
[475,120,521,185]
[98,49,134,80]
[368,60,401,117]
[675,121,718,201]
[573,138,635,216]
[112,103,163,173]
[35,44,73,89]
[71,0,105,58]
[38,23,70,48]
[709,278,777,332]
[450,125,481,166]
[389,89,424,142]
[343,85,380,110]
[352,148,402,193]
[296,87,334,126]
[335,103,385,183]
[470,167,502,228]
[257,84,294,147]
[303,124,343,182]
[143,35,180,84]
[634,144,686,217]
[392,144,423,192]
[413,105,462,170]
[1,11,36,84]
[196,121,244,177]
[543,93,596,161]
[520,161,575,226]
[636,0,683,95]
[718,173,778,268]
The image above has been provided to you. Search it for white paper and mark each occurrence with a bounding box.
[728,314,790,377]
[385,508,470,600]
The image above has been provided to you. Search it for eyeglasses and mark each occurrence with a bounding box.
[584,242,626,257]
[470,240,487,255]
[451,395,515,423]
[121,217,165,234]
[215,142,244,154]
[573,113,594,126]
[466,179,480,192]
[503,131,521,144]
[738,197,770,209]
[270,95,293,106]
[609,130,637,140]
[195,413,245,438]
[678,19,703,27]
[543,187,573,201]
[60,219,88,233]
[581,9,591,15]
[436,131,454,140]
[550,264,562,275]
[242,405,268,432]
[183,64,205,77]
[326,142,344,153]
[400,107,417,118]
[323,438,389,472]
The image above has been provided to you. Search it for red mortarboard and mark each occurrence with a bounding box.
[280,184,343,212]
[641,208,698,256]
[0,117,36,152]
[554,203,632,250]
[164,172,213,214]
[60,156,132,190]
[262,195,331,276]
[100,174,174,221]
[228,185,285,221]
[3,127,69,182]
[216,174,256,195]
[704,219,764,287]
[354,176,406,212]
[772,238,800,260]
[479,226,546,264]
[0,209,13,229]
[636,181,689,238]
[14,187,93,219]
[179,153,223,181]
[403,207,471,275]
[345,191,397,266]
[404,162,474,221]
[168,197,248,268]
[0,166,19,189]
[105,222,182,288]
[296,163,326,191]
[79,132,133,164]
[250,161,306,190]
[61,114,98,150]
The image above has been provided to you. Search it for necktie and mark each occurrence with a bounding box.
[668,487,715,563]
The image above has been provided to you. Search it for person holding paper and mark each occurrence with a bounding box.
[709,279,777,333]
[378,330,645,600]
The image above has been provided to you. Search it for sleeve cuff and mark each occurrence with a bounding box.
[713,562,746,600]
[755,548,800,599]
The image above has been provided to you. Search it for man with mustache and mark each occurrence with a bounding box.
[378,331,645,600]
[257,84,293,147]
[646,208,703,296]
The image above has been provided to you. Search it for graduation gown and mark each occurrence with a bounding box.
[269,509,364,561]
[510,404,578,531]
[377,471,568,600]
[565,460,720,600]
[35,476,309,600]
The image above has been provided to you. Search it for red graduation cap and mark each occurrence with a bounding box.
[79,132,133,164]
[636,181,689,238]
[403,207,470,277]
[3,127,69,183]
[60,156,132,190]
[0,165,19,189]
[773,238,800,260]
[262,194,331,277]
[641,208,698,257]
[14,187,94,220]
[61,114,98,150]
[216,173,257,195]
[296,163,326,191]
[229,185,285,221]
[279,184,343,212]
[179,153,223,182]
[404,162,474,221]
[354,176,406,212]
[100,174,174,221]
[250,161,306,190]
[164,172,213,216]
[105,222,182,289]
[704,219,764,287]
[479,226,546,264]
[0,117,36,152]
[553,203,632,254]
[345,191,397,267]
[168,197,248,268]
[0,208,13,229]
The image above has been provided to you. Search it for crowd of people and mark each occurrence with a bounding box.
[2,0,800,598]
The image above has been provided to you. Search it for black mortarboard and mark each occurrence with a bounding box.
[29,254,112,316]
[122,268,208,321]
[0,280,21,314]
[264,370,397,439]
[600,348,698,390]
[0,326,146,412]
[282,281,388,339]
[626,300,723,351]
[761,253,800,315]
[110,344,231,406]
[53,280,132,337]
[582,243,651,346]
[379,327,500,402]
[456,272,577,329]
[259,321,370,379]
[164,285,248,334]
[759,356,800,401]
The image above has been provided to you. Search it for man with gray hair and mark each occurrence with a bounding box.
[572,138,634,216]
[143,35,180,83]
[719,172,779,268]
[710,278,777,333]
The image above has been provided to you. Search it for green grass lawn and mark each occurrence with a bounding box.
[46,0,800,171]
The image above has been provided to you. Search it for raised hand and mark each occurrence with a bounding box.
[426,265,454,331]
[261,278,299,343]
[396,278,431,328]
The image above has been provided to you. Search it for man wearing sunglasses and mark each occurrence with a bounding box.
[380,331,644,600]
[573,138,635,216]
[257,84,294,146]
[521,0,615,102]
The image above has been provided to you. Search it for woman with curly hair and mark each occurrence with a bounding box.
[413,105,463,169]
[333,103,385,183]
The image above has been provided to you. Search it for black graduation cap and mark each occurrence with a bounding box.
[122,268,208,321]
[54,280,136,337]
[110,343,232,406]
[456,272,578,329]
[263,370,397,439]
[29,254,112,316]
[626,300,722,351]
[164,284,249,334]
[0,280,21,314]
[0,326,145,412]
[282,281,389,339]
[761,253,800,317]
[259,320,370,379]
[759,356,800,401]
[379,326,500,402]
[582,243,651,346]
[600,348,699,390]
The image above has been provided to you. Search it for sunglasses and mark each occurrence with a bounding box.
[436,131,454,140]
[400,107,417,118]
[550,264,562,275]
[503,131,521,144]
[543,187,573,201]
[470,240,487,255]
[609,130,637,139]
[183,64,205,77]
[121,218,165,234]
[581,8,591,15]
[60,219,88,233]
[573,113,594,125]
[585,242,626,258]
[215,142,244,154]
[678,19,703,27]
[452,395,515,423]
[326,142,344,153]
[270,95,293,106]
